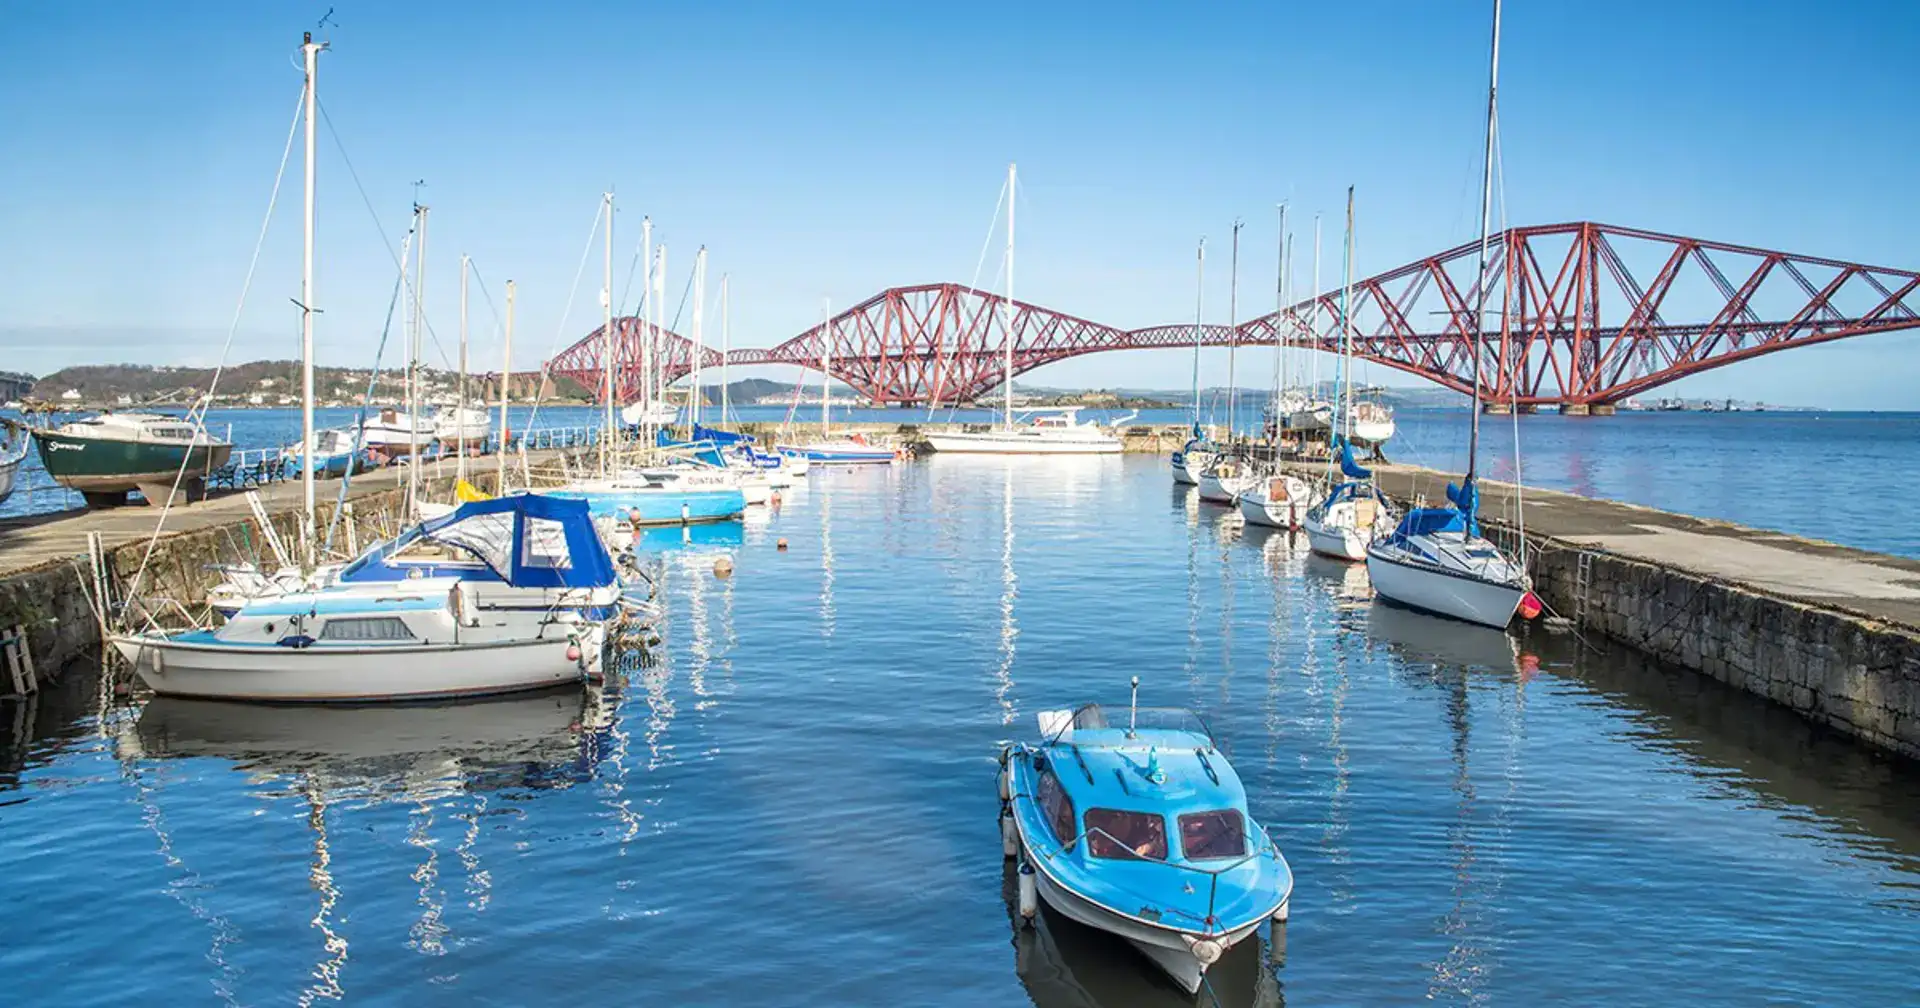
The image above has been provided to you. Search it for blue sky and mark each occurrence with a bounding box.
[2,1,1918,407]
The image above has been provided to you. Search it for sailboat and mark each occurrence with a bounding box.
[1236,208,1314,529]
[1365,0,1530,629]
[775,300,897,464]
[1171,238,1215,485]
[1300,190,1398,558]
[926,166,1127,456]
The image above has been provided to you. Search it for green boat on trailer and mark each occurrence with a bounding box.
[33,412,232,508]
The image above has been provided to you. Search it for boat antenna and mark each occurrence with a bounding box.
[1466,0,1503,518]
[1128,675,1140,738]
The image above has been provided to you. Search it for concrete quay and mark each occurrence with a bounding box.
[1319,462,1920,761]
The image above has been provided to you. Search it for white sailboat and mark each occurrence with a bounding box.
[1365,0,1530,628]
[1171,238,1214,484]
[1301,189,1399,559]
[0,419,30,505]
[1237,207,1314,528]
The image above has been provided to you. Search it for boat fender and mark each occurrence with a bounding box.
[1016,863,1037,924]
[1518,591,1544,620]
[998,765,1011,801]
[1183,934,1223,965]
[1272,898,1290,923]
[1000,813,1017,858]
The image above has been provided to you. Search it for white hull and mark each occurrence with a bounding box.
[1171,449,1213,486]
[1365,550,1525,628]
[0,455,19,505]
[1022,840,1264,994]
[1235,474,1312,528]
[1304,518,1368,561]
[1237,491,1303,529]
[114,627,603,703]
[1348,417,1395,445]
[1197,470,1254,505]
[923,431,1121,454]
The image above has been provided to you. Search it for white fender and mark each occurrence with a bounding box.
[1016,864,1037,926]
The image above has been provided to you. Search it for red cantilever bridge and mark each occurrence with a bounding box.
[546,222,1920,410]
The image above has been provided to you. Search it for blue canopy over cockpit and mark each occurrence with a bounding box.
[340,493,617,589]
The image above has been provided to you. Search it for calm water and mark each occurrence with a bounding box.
[4,456,1919,1005]
[9,405,1916,559]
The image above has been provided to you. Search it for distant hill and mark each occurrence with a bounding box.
[30,361,592,408]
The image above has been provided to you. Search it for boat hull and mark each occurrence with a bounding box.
[0,454,19,505]
[1020,835,1267,994]
[1365,548,1525,628]
[1348,417,1396,445]
[1303,517,1369,560]
[547,488,746,525]
[1236,492,1302,529]
[777,444,895,465]
[1171,449,1213,486]
[113,627,602,703]
[922,431,1121,454]
[33,432,231,495]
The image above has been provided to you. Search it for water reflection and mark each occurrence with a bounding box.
[117,689,610,1003]
[629,521,745,552]
[1002,862,1283,1008]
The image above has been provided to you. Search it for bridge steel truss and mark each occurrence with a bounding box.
[544,223,1920,408]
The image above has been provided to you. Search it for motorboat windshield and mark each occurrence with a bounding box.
[1040,704,1216,751]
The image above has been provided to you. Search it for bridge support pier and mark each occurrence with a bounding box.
[1519,403,1543,414]
[1590,403,1617,416]
[1483,403,1511,415]
[1560,403,1591,416]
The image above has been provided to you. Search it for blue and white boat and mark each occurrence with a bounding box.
[546,473,746,526]
[280,426,371,479]
[776,435,896,465]
[998,687,1292,994]
[112,495,624,702]
[690,423,809,485]
[1365,3,1529,630]
[1300,442,1397,559]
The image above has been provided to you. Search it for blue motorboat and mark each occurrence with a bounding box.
[998,686,1292,994]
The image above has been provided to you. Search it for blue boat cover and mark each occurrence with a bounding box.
[1336,439,1372,480]
[1392,506,1470,539]
[693,423,753,445]
[341,493,617,589]
[1446,478,1480,528]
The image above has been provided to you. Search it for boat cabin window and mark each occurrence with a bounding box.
[1178,809,1246,860]
[1036,768,1077,845]
[521,516,573,570]
[318,617,416,642]
[1085,808,1167,861]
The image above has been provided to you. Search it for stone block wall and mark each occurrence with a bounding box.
[1490,523,1920,761]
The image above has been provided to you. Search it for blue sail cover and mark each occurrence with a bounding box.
[1337,439,1373,480]
[693,423,753,445]
[340,494,617,589]
[1445,478,1482,535]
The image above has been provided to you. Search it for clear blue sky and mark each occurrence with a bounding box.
[2,1,1917,406]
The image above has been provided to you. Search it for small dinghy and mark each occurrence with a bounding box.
[998,682,1292,994]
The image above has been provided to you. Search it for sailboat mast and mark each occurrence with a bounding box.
[720,274,730,425]
[1341,187,1356,442]
[498,280,513,492]
[600,191,614,477]
[820,299,831,436]
[1310,217,1321,401]
[691,246,707,429]
[1191,238,1205,428]
[1468,0,1504,483]
[640,216,653,437]
[408,204,428,515]
[655,244,668,439]
[299,32,321,554]
[1227,220,1241,439]
[457,253,469,486]
[1271,204,1287,425]
[1003,161,1015,430]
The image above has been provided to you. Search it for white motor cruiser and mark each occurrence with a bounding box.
[923,408,1131,455]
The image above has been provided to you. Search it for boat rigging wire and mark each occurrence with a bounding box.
[519,200,609,457]
[122,84,305,612]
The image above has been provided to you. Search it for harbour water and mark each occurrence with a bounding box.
[9,405,1918,559]
[3,455,1918,1004]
